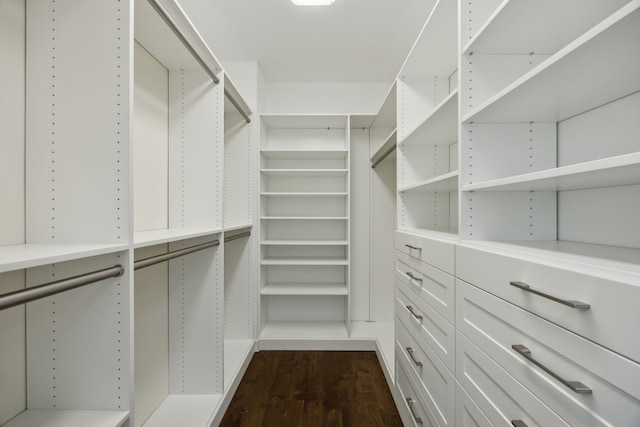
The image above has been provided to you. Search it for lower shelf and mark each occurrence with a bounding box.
[142,395,222,427]
[261,283,348,296]
[4,410,129,427]
[261,321,348,339]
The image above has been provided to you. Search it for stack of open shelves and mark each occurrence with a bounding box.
[396,0,459,238]
[259,115,351,339]
[459,0,640,267]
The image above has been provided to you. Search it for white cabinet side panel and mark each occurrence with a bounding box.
[168,239,222,393]
[350,129,370,321]
[0,0,25,246]
[224,113,252,229]
[224,237,253,339]
[134,245,169,427]
[168,70,223,230]
[26,253,131,410]
[133,43,169,232]
[0,271,26,424]
[26,0,130,244]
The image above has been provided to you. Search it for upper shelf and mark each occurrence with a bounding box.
[0,244,128,274]
[400,90,457,146]
[463,152,640,192]
[260,169,348,177]
[261,114,348,129]
[133,228,222,248]
[398,0,457,78]
[370,129,397,168]
[135,0,251,121]
[463,3,640,123]
[463,0,630,55]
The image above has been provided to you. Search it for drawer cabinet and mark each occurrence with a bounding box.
[457,279,640,427]
[396,251,455,323]
[455,384,491,427]
[396,281,455,372]
[456,243,640,363]
[397,358,434,427]
[395,231,455,275]
[396,317,455,427]
[457,332,569,427]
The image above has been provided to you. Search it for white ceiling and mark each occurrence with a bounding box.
[181,0,437,83]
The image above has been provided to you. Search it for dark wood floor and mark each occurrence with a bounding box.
[220,351,403,427]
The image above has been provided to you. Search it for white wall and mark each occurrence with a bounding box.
[265,83,390,115]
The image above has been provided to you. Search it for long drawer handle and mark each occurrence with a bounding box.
[406,347,423,367]
[510,281,590,309]
[405,244,422,251]
[406,305,423,321]
[405,398,423,425]
[406,272,423,283]
[512,421,528,427]
[512,344,591,394]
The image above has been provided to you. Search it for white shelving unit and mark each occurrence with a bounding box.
[396,0,459,237]
[1,1,254,427]
[259,115,351,340]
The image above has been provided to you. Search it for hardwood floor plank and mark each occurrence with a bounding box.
[220,351,402,427]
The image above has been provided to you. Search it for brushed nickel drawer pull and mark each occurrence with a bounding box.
[405,244,422,251]
[510,281,590,309]
[406,272,423,283]
[512,344,592,394]
[511,421,528,427]
[406,347,423,367]
[405,397,423,424]
[406,305,423,321]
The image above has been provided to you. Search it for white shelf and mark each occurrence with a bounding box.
[261,321,348,339]
[399,171,459,193]
[223,223,252,233]
[261,257,348,266]
[463,0,630,55]
[261,240,348,246]
[399,90,458,145]
[3,410,129,427]
[463,152,640,192]
[260,169,347,177]
[0,243,129,274]
[261,114,348,129]
[261,150,347,160]
[133,228,222,248]
[398,227,459,242]
[261,216,348,221]
[261,283,348,296]
[142,394,222,427]
[370,129,397,166]
[260,192,348,197]
[223,339,255,391]
[463,3,640,123]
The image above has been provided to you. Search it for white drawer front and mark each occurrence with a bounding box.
[455,383,495,427]
[456,243,640,363]
[396,251,455,323]
[396,322,455,427]
[397,358,435,427]
[395,231,455,274]
[396,281,455,373]
[457,332,569,427]
[457,279,640,427]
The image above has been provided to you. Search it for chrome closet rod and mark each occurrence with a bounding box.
[147,0,251,123]
[371,143,396,168]
[0,265,124,311]
[134,240,220,271]
[224,231,251,243]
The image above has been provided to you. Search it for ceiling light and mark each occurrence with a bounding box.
[291,0,336,5]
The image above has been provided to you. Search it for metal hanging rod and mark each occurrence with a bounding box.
[224,231,251,243]
[147,0,251,123]
[371,142,396,168]
[0,265,124,312]
[134,239,220,271]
